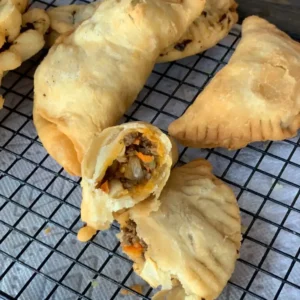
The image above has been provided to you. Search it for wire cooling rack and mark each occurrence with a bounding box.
[0,1,300,299]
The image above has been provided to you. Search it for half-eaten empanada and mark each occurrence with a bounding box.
[169,16,300,149]
[33,0,206,176]
[117,159,241,300]
[77,122,177,242]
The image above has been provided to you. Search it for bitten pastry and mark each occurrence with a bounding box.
[158,0,238,63]
[117,159,241,300]
[33,0,206,176]
[45,0,238,63]
[169,16,300,149]
[77,122,177,242]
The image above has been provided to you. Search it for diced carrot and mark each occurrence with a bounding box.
[136,152,154,163]
[133,138,140,145]
[133,242,143,249]
[120,289,130,296]
[131,284,143,294]
[123,243,143,257]
[121,284,143,295]
[100,181,109,193]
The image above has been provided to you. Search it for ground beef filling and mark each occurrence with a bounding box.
[97,132,158,191]
[122,220,147,255]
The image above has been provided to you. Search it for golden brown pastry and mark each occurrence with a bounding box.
[169,16,300,149]
[46,0,238,63]
[11,0,28,13]
[117,159,241,300]
[0,0,22,43]
[10,9,49,62]
[0,4,49,104]
[47,2,101,35]
[158,0,238,63]
[44,2,100,47]
[77,122,177,242]
[22,8,50,35]
[152,286,186,300]
[33,0,206,176]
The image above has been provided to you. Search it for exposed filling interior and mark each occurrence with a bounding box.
[96,132,159,193]
[122,219,147,258]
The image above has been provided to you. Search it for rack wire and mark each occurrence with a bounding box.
[0,0,300,299]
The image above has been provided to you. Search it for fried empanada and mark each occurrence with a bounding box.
[0,0,22,42]
[45,2,101,47]
[46,0,238,63]
[117,159,241,300]
[11,0,28,13]
[33,0,206,176]
[9,9,50,62]
[1,8,49,64]
[22,8,50,35]
[169,16,300,149]
[47,2,101,35]
[157,0,238,63]
[77,122,177,241]
[0,5,49,104]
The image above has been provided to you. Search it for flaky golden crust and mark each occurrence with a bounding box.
[0,0,22,43]
[11,0,28,13]
[169,16,300,149]
[158,0,238,63]
[118,159,241,300]
[46,0,238,63]
[33,0,206,176]
[47,2,101,34]
[152,286,194,300]
[78,122,177,240]
[0,4,49,106]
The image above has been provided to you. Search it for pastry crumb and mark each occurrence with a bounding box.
[271,179,283,190]
[241,225,248,234]
[121,284,143,295]
[274,183,283,190]
[44,227,51,234]
[91,280,98,288]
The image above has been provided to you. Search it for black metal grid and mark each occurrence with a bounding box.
[0,1,300,299]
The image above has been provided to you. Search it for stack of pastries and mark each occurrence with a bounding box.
[23,0,300,299]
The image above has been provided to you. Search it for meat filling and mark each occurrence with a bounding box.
[97,132,158,191]
[122,219,147,256]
